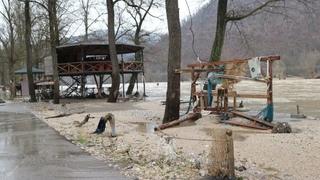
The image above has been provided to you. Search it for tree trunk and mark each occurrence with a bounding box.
[84,12,89,41]
[9,21,15,99]
[126,33,140,95]
[107,0,120,102]
[210,0,228,62]
[0,65,4,85]
[48,0,60,104]
[25,0,36,102]
[163,0,181,123]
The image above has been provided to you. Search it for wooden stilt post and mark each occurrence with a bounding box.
[208,128,235,178]
[136,73,139,92]
[99,75,103,96]
[142,51,146,97]
[93,75,101,98]
[121,55,125,98]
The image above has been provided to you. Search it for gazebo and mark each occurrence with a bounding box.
[56,42,145,98]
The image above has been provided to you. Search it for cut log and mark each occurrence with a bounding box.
[93,113,116,137]
[208,129,235,178]
[156,113,202,131]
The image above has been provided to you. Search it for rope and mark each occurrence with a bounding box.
[158,130,231,142]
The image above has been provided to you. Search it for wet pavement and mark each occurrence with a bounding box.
[0,103,127,180]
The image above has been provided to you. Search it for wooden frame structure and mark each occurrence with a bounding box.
[178,55,280,129]
[56,43,145,98]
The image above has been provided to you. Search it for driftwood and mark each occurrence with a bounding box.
[93,113,116,137]
[74,114,94,127]
[155,113,202,131]
[45,111,85,119]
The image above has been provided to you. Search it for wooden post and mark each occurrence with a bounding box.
[141,50,146,97]
[121,54,125,98]
[233,92,237,111]
[208,128,235,178]
[224,88,228,113]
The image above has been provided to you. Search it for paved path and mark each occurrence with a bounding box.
[0,103,127,180]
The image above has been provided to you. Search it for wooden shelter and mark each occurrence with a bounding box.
[56,42,145,98]
[178,55,280,130]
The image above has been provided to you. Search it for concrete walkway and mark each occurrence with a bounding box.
[0,103,127,180]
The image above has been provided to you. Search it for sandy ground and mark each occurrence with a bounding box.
[28,78,320,180]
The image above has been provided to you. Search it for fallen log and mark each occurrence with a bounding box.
[45,111,85,119]
[231,111,274,128]
[74,114,94,127]
[155,113,202,131]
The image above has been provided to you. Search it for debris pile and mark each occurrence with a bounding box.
[272,122,292,133]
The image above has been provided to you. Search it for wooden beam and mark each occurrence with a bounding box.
[231,111,274,128]
[222,121,269,130]
[187,55,280,68]
[196,91,268,99]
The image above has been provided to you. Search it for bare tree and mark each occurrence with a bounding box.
[0,0,16,99]
[107,0,121,102]
[124,0,162,95]
[48,0,60,104]
[24,0,37,102]
[79,0,106,41]
[210,0,283,61]
[163,0,181,123]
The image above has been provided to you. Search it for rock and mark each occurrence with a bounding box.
[272,122,292,133]
[235,165,247,172]
[199,170,206,176]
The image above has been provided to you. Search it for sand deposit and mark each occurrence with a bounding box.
[29,78,320,179]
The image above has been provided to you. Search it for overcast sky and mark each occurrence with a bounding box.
[71,0,211,37]
[0,0,211,37]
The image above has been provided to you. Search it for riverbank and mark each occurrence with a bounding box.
[28,79,320,179]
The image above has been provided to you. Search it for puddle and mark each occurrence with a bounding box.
[131,122,157,133]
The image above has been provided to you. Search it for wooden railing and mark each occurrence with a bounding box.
[58,61,143,75]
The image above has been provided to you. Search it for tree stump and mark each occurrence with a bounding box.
[208,129,235,179]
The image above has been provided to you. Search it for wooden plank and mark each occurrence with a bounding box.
[231,111,274,128]
[187,55,280,68]
[222,121,269,130]
[213,75,267,83]
[237,94,268,99]
[196,91,268,99]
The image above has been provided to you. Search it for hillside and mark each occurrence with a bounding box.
[144,0,320,81]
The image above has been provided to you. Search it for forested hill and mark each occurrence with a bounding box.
[144,0,320,81]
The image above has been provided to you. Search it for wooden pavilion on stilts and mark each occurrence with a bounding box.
[56,42,145,99]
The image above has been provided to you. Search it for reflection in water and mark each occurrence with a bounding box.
[0,106,125,179]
